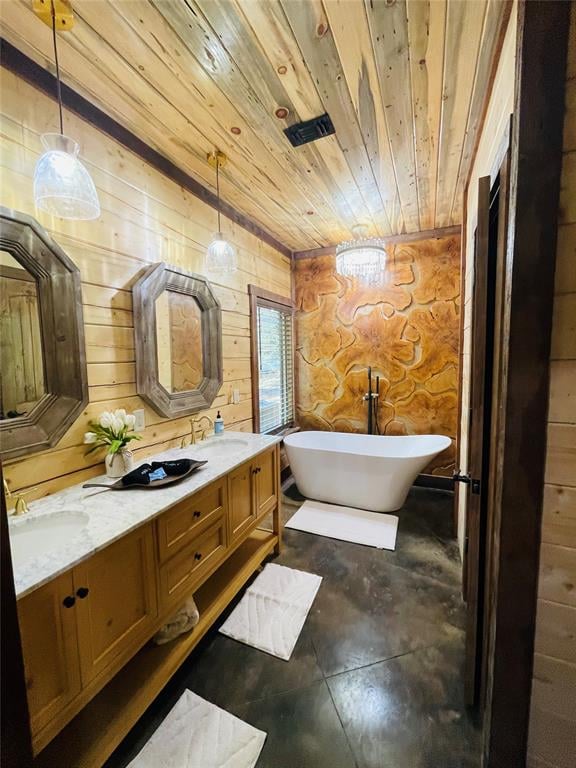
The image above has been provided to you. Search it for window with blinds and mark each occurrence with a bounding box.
[256,303,294,433]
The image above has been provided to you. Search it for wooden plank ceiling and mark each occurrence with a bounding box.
[1,0,509,252]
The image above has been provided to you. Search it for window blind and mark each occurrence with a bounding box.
[256,304,294,433]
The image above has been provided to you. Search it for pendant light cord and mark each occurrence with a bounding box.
[51,0,64,135]
[216,155,221,233]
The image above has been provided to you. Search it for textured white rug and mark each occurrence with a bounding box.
[285,499,399,551]
[219,563,322,661]
[127,690,266,768]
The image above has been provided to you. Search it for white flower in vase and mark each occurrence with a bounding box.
[84,408,142,478]
[99,411,114,429]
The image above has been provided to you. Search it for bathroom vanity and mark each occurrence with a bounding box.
[11,434,281,767]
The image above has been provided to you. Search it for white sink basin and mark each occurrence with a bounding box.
[9,510,89,568]
[192,437,249,458]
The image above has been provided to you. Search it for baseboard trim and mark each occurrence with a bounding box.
[413,474,454,492]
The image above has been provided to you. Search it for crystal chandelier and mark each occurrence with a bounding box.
[206,151,237,274]
[33,1,100,220]
[335,225,387,285]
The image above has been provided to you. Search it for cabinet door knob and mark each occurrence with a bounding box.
[193,511,201,518]
[62,595,76,608]
[194,552,202,561]
[76,587,89,599]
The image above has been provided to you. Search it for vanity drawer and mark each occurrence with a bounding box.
[157,478,227,563]
[158,514,228,612]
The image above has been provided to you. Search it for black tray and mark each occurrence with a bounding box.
[82,459,207,491]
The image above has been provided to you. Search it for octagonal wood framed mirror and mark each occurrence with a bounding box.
[0,207,88,460]
[133,262,222,418]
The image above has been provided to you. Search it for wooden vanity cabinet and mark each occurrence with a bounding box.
[156,478,226,563]
[256,445,279,517]
[228,460,256,541]
[73,523,158,685]
[17,523,157,752]
[158,513,228,612]
[17,571,82,738]
[19,444,281,765]
[229,447,279,543]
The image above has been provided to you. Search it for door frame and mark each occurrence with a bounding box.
[463,174,492,707]
[462,156,511,712]
[0,462,34,766]
[480,1,570,766]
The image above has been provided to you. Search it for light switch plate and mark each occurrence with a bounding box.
[133,409,145,432]
[232,388,240,404]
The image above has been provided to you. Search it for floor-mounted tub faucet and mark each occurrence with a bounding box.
[363,366,380,435]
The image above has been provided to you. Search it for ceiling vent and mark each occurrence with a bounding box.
[284,113,335,147]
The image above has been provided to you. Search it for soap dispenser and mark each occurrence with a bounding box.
[214,410,224,435]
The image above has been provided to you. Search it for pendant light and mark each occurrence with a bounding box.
[206,150,237,274]
[33,0,100,220]
[335,224,387,286]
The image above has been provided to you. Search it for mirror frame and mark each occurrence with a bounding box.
[133,262,222,417]
[0,207,88,460]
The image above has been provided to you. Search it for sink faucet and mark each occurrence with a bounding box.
[195,415,214,441]
[3,478,32,516]
[181,415,215,448]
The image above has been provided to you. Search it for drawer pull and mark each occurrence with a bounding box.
[76,587,89,599]
[193,511,201,518]
[62,595,76,608]
[194,552,202,561]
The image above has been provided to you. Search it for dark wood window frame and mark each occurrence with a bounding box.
[248,285,294,434]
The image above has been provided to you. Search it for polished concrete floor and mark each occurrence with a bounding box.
[106,485,481,768]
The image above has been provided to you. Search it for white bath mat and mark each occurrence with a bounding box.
[219,563,322,661]
[127,689,266,768]
[285,499,399,551]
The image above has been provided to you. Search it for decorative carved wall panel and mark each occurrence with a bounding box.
[294,234,461,476]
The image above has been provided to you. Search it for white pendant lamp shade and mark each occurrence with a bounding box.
[206,231,238,273]
[32,0,100,221]
[336,225,387,286]
[34,133,100,220]
[205,150,237,274]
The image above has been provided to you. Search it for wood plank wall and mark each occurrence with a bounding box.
[0,68,291,502]
[457,7,516,557]
[527,8,576,765]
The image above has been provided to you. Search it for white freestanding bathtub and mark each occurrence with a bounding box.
[284,431,452,513]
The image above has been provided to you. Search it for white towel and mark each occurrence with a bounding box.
[152,596,200,646]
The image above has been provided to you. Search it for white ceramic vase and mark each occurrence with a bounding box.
[105,449,134,478]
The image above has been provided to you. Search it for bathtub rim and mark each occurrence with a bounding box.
[284,430,452,461]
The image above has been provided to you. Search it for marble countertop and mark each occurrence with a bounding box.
[9,433,282,600]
